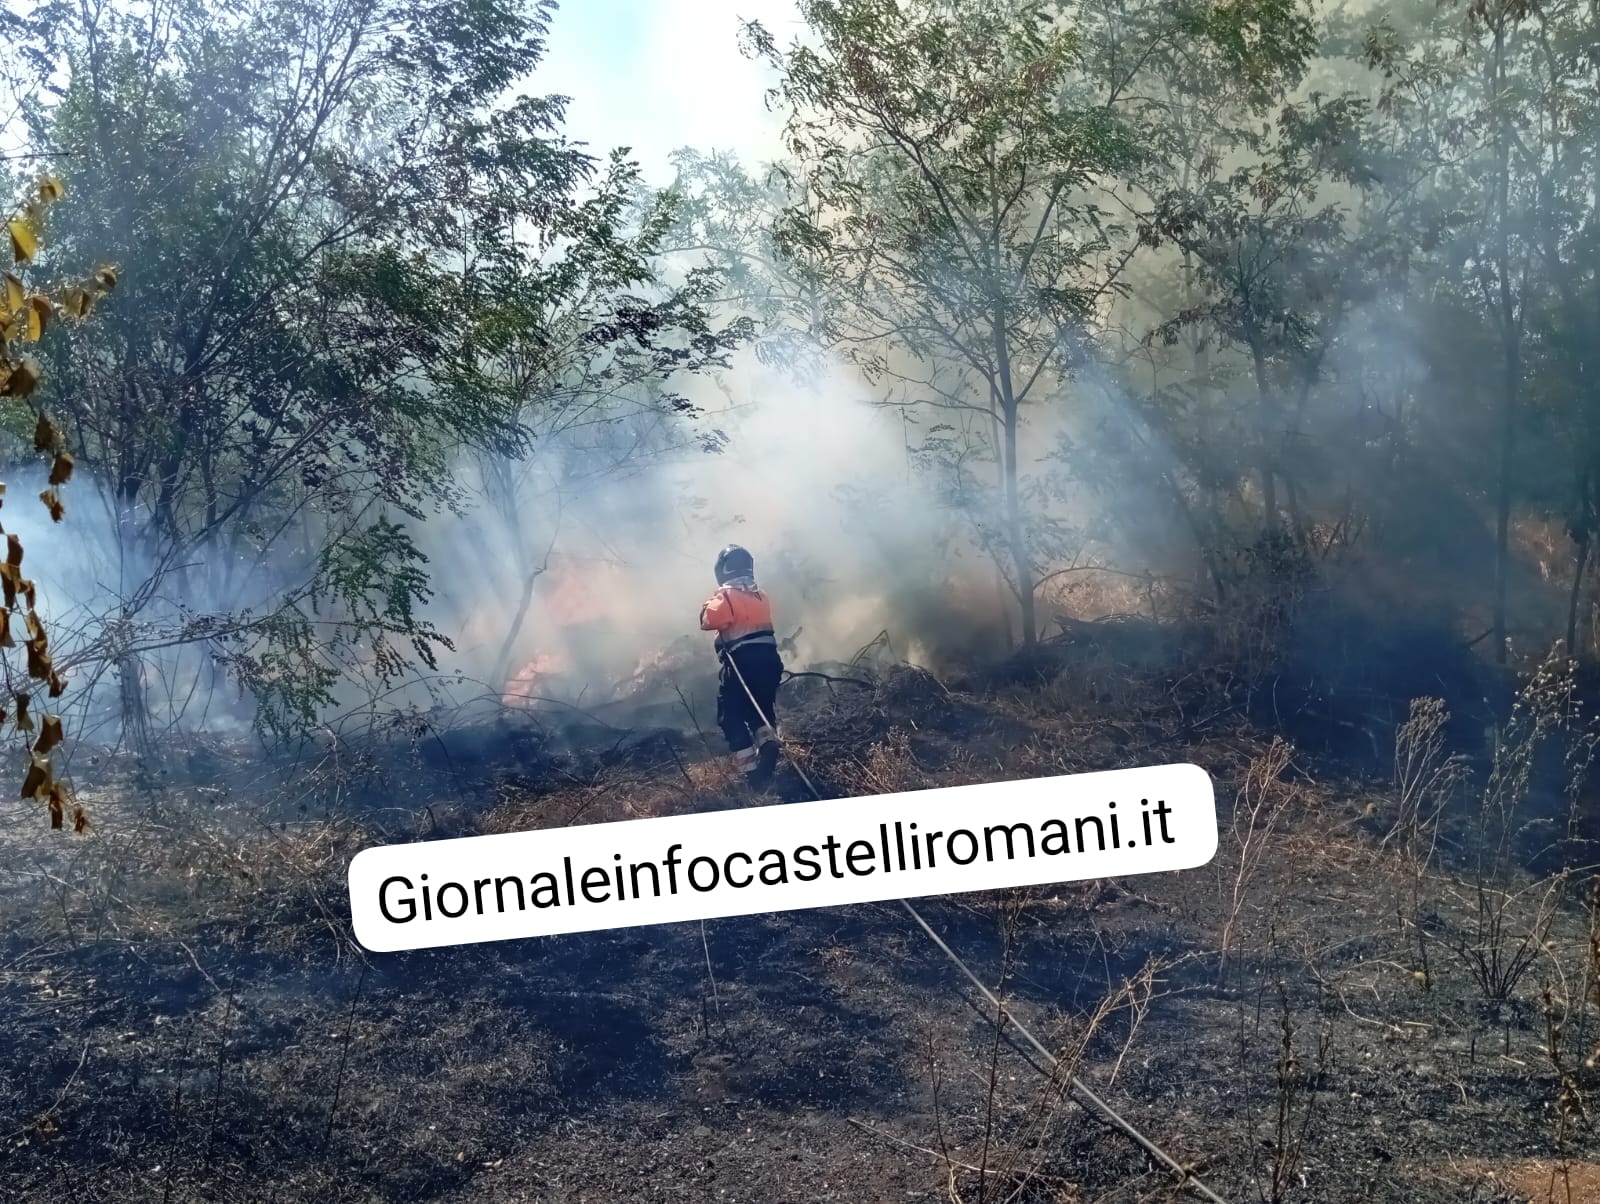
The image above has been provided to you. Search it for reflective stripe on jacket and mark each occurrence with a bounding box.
[700,585,777,654]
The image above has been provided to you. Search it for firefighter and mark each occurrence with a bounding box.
[699,544,784,786]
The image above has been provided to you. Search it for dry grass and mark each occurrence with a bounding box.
[9,658,1600,1202]
[1445,1156,1600,1203]
[834,727,929,797]
[0,775,361,956]
[1515,515,1572,588]
[1036,566,1160,622]
[1218,737,1302,969]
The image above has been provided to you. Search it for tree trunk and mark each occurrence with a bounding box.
[1490,15,1517,666]
[1250,338,1278,534]
[1002,401,1036,645]
[988,390,1015,651]
[1165,471,1227,606]
[991,307,1036,646]
[1567,536,1589,658]
[1491,340,1518,666]
[492,563,545,694]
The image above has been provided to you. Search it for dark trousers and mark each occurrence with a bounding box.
[717,644,783,753]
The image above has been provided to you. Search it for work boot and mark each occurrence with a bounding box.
[750,725,780,788]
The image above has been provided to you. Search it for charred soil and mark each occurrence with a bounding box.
[0,648,1592,1203]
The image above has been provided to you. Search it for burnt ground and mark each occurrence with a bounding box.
[0,645,1596,1203]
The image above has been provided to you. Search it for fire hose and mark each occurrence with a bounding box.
[720,652,1232,1204]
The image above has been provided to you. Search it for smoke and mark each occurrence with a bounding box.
[421,348,1018,713]
[0,340,1031,745]
[0,467,285,742]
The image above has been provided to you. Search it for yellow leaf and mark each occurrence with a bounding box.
[26,296,51,340]
[46,670,65,699]
[15,692,34,733]
[47,783,69,830]
[3,273,22,314]
[8,220,37,265]
[26,639,52,681]
[8,533,22,566]
[4,358,39,398]
[72,805,88,834]
[48,453,73,486]
[20,751,46,797]
[37,176,64,203]
[38,489,62,522]
[33,714,61,755]
[94,266,117,293]
[32,413,54,452]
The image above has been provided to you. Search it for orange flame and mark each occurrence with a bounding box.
[501,651,566,708]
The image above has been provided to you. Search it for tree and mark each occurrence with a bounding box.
[1467,0,1537,664]
[1140,92,1393,547]
[10,0,747,738]
[455,157,752,693]
[1501,0,1600,654]
[1353,0,1596,662]
[664,149,835,378]
[743,0,1317,645]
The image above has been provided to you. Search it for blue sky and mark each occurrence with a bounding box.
[533,0,802,186]
[0,0,804,181]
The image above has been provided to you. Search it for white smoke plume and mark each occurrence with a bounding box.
[421,347,1016,718]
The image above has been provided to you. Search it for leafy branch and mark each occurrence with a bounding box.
[0,172,116,828]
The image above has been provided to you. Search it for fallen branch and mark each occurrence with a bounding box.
[782,670,873,690]
[850,629,892,666]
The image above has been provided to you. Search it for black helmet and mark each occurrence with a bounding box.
[715,544,755,584]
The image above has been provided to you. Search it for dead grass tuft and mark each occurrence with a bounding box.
[1446,1155,1600,1203]
[837,727,928,796]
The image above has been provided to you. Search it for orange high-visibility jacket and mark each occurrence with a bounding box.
[700,585,777,654]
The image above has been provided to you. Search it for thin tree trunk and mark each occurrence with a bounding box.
[492,564,545,694]
[1003,407,1035,645]
[1166,471,1227,606]
[1250,338,1278,534]
[991,311,1035,645]
[989,390,1015,652]
[1491,14,1517,665]
[1567,536,1589,658]
[1492,344,1517,664]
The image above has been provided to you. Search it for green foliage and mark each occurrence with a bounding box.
[1184,0,1318,106]
[5,0,1599,742]
[749,0,1139,367]
[735,0,1335,642]
[5,0,749,737]
[315,517,450,683]
[217,608,342,746]
[205,519,453,743]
